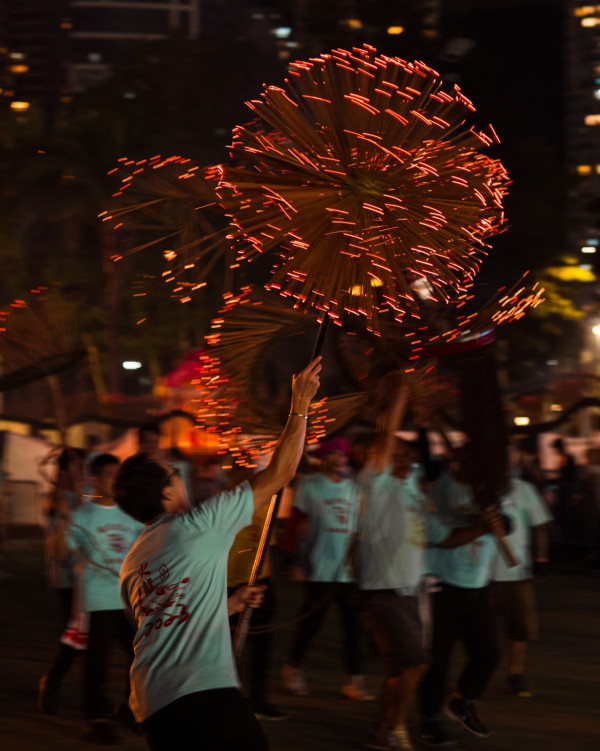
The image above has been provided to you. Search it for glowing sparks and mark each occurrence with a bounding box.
[191,288,368,464]
[219,45,510,330]
[105,157,230,297]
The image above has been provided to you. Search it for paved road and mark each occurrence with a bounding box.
[0,539,598,750]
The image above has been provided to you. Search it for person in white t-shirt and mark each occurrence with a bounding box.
[282,436,372,701]
[357,377,428,751]
[491,471,552,698]
[116,358,321,751]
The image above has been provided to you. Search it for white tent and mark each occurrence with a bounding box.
[1,432,56,528]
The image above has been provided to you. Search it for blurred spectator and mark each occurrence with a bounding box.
[137,422,191,511]
[491,468,552,698]
[228,501,287,721]
[38,447,86,715]
[282,437,372,702]
[194,456,227,506]
[65,453,144,744]
[550,437,578,539]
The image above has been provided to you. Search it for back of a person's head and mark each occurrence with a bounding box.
[114,454,168,524]
[139,421,160,436]
[89,453,119,477]
[58,447,86,471]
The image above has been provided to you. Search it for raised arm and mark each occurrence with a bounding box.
[368,374,410,474]
[249,357,321,511]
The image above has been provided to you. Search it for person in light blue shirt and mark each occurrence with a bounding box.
[419,451,510,748]
[65,453,144,744]
[282,437,371,702]
[426,472,501,589]
[117,358,321,751]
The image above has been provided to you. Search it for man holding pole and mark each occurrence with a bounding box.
[419,448,511,748]
[115,357,321,751]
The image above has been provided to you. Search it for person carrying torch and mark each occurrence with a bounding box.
[115,357,322,751]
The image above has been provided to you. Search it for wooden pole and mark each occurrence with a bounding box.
[233,313,330,660]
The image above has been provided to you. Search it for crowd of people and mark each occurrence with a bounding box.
[35,359,569,750]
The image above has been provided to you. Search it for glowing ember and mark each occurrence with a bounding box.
[219,45,510,330]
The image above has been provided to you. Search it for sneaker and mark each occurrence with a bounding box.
[390,726,415,750]
[444,696,490,737]
[282,663,310,696]
[252,700,289,721]
[419,717,456,748]
[342,675,376,701]
[504,674,533,698]
[37,675,59,716]
[82,720,118,746]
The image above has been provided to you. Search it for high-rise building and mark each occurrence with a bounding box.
[565,2,600,261]
[0,0,68,124]
[67,0,201,91]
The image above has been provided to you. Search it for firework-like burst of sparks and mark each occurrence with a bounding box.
[405,272,545,362]
[192,275,543,463]
[219,45,510,331]
[192,287,368,465]
[0,288,86,390]
[100,157,231,301]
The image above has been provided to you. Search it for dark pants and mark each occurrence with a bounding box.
[143,688,268,751]
[420,583,500,716]
[45,588,79,696]
[228,579,276,705]
[290,581,362,675]
[362,591,426,675]
[85,609,135,720]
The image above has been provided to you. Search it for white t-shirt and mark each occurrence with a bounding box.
[294,474,358,583]
[119,481,253,722]
[491,478,552,582]
[66,503,143,611]
[357,467,426,595]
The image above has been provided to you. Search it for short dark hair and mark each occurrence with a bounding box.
[89,453,119,477]
[58,447,86,471]
[114,454,169,524]
[138,421,161,437]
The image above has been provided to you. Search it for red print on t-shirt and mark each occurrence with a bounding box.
[137,561,190,639]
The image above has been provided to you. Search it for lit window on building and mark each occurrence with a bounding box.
[585,114,600,125]
[581,245,597,252]
[578,164,593,174]
[581,16,600,26]
[574,5,600,17]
